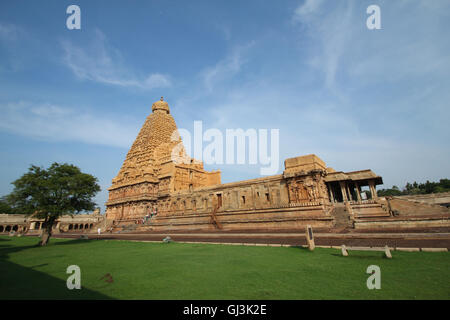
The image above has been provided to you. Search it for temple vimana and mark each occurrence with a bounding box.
[98,97,449,233]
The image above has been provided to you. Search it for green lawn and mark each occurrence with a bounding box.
[0,235,448,300]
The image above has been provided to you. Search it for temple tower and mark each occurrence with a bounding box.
[105,98,221,224]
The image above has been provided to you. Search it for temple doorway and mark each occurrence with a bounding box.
[216,194,222,208]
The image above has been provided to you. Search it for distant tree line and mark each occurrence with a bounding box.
[377,179,450,197]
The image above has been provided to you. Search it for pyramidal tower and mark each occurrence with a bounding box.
[105,98,221,223]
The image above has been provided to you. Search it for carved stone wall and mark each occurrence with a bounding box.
[286,171,328,204]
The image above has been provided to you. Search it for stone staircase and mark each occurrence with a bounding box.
[210,205,223,229]
[332,204,352,230]
[351,202,390,218]
[112,223,139,233]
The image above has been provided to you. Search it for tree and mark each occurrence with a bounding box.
[7,163,101,246]
[377,186,403,197]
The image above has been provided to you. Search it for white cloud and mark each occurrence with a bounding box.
[61,29,172,90]
[293,0,324,22]
[0,101,138,148]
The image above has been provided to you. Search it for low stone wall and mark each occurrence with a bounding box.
[396,192,450,207]
[354,217,450,231]
[386,198,450,216]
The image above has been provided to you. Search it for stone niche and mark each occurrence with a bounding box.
[287,173,328,204]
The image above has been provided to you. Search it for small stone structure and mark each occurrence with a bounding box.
[305,225,315,251]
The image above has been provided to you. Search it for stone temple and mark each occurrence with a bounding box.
[103,98,449,232]
[1,97,448,235]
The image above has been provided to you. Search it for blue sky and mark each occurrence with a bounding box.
[1,0,449,212]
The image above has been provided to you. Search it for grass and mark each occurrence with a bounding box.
[0,235,449,300]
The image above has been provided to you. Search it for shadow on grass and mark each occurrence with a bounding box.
[0,237,113,300]
[22,235,112,247]
[52,238,97,246]
[0,259,113,299]
[294,246,314,252]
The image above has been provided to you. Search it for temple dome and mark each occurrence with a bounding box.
[152,97,170,114]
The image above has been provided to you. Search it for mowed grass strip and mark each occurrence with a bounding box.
[0,236,448,300]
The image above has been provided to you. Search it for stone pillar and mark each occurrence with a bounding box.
[355,182,362,202]
[339,181,348,202]
[30,222,36,230]
[328,185,335,203]
[369,180,378,200]
[346,184,353,201]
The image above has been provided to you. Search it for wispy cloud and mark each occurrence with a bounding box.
[0,101,138,148]
[61,29,172,90]
[293,0,324,22]
[201,41,255,92]
[0,22,29,72]
[293,1,355,95]
[293,1,450,92]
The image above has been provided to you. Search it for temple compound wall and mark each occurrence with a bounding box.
[103,98,440,233]
[0,209,104,234]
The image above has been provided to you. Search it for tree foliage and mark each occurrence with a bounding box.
[0,196,18,214]
[6,162,101,245]
[378,179,450,197]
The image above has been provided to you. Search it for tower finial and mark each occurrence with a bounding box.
[152,97,170,114]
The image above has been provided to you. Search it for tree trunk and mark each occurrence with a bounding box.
[39,216,55,246]
[39,230,51,246]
